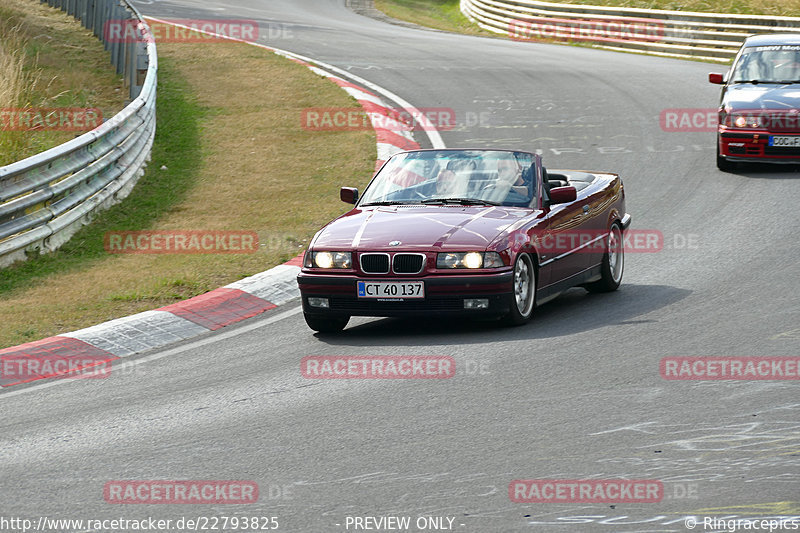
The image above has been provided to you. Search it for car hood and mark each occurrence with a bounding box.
[723,83,800,112]
[313,205,535,251]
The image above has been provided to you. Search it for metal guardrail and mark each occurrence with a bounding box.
[0,0,157,268]
[461,0,800,62]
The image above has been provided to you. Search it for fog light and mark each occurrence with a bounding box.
[464,298,489,309]
[308,297,329,308]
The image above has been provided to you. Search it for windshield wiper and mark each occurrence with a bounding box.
[421,198,499,206]
[733,79,800,84]
[360,200,422,206]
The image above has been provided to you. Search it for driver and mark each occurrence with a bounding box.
[435,159,473,196]
[486,158,530,203]
[498,159,527,192]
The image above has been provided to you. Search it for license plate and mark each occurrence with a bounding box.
[769,136,800,147]
[357,281,424,299]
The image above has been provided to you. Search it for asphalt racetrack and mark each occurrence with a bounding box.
[1,1,798,531]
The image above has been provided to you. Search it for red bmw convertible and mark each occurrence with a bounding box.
[297,149,631,332]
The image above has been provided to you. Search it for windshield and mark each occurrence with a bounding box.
[359,150,536,207]
[730,45,800,83]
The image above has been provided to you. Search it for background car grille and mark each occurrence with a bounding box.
[393,254,424,274]
[360,253,389,274]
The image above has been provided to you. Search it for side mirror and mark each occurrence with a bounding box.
[549,186,577,205]
[340,187,358,204]
[708,73,724,84]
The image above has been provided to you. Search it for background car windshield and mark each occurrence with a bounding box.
[359,150,536,207]
[731,45,800,82]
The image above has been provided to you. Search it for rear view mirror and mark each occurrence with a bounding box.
[340,187,358,204]
[708,73,724,84]
[549,186,577,205]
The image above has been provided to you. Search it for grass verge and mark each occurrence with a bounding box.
[374,0,493,35]
[0,22,375,348]
[0,0,126,166]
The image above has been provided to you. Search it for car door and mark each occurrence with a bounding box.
[543,196,587,285]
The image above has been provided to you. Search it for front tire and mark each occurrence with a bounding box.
[585,222,623,293]
[304,313,349,333]
[503,253,536,326]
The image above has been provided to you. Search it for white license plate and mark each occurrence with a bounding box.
[357,281,424,299]
[769,136,800,147]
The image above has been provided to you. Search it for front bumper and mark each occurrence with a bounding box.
[719,130,800,163]
[297,270,514,318]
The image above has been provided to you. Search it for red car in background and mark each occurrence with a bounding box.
[297,149,631,333]
[710,33,800,170]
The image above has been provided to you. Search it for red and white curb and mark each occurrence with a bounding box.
[0,19,441,388]
[0,260,302,387]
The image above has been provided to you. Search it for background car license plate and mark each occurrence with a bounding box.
[357,281,424,299]
[769,136,800,147]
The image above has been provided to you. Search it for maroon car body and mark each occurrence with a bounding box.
[297,149,631,332]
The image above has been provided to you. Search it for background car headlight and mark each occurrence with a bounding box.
[310,251,352,269]
[731,113,764,129]
[436,251,504,269]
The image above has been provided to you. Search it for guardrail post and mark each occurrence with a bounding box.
[81,0,90,28]
[132,31,148,98]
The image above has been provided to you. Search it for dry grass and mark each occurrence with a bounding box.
[0,23,376,348]
[0,21,28,109]
[0,7,38,163]
[0,0,127,166]
[555,0,800,16]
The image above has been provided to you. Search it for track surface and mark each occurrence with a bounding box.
[1,1,798,531]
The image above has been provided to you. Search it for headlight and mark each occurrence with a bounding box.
[731,113,764,129]
[308,251,352,269]
[436,251,504,269]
